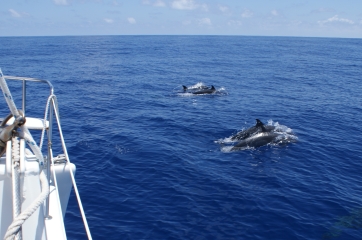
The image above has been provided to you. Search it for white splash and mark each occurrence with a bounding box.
[218,119,298,152]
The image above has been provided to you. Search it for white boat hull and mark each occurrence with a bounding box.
[0,149,75,240]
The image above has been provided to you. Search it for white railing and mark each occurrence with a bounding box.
[3,75,92,240]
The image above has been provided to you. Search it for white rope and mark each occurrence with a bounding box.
[0,69,20,117]
[1,69,49,240]
[11,137,22,240]
[0,69,44,166]
[39,94,56,150]
[51,98,93,240]
[4,170,49,240]
[18,127,44,166]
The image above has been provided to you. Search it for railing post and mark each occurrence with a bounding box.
[45,98,54,219]
[22,79,26,114]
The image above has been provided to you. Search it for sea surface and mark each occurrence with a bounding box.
[0,35,362,239]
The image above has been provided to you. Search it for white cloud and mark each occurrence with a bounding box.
[228,20,242,26]
[127,17,136,24]
[271,10,279,16]
[154,0,166,7]
[318,15,354,25]
[218,5,229,13]
[9,9,21,18]
[53,0,68,6]
[171,0,197,10]
[198,18,211,26]
[143,0,165,7]
[113,1,121,6]
[104,18,114,24]
[241,9,253,18]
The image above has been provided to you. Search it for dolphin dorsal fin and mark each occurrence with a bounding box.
[183,85,188,91]
[255,119,264,127]
[211,85,215,90]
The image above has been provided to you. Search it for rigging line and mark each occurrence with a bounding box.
[51,98,93,240]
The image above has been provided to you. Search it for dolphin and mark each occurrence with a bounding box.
[231,119,275,141]
[231,131,280,150]
[192,85,216,95]
[183,85,210,92]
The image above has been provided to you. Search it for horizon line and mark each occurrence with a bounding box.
[0,34,361,40]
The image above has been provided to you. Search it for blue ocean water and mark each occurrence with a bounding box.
[0,35,362,239]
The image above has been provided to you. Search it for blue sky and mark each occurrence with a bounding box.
[1,0,362,37]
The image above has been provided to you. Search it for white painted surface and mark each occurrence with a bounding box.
[6,117,49,130]
[0,151,74,239]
